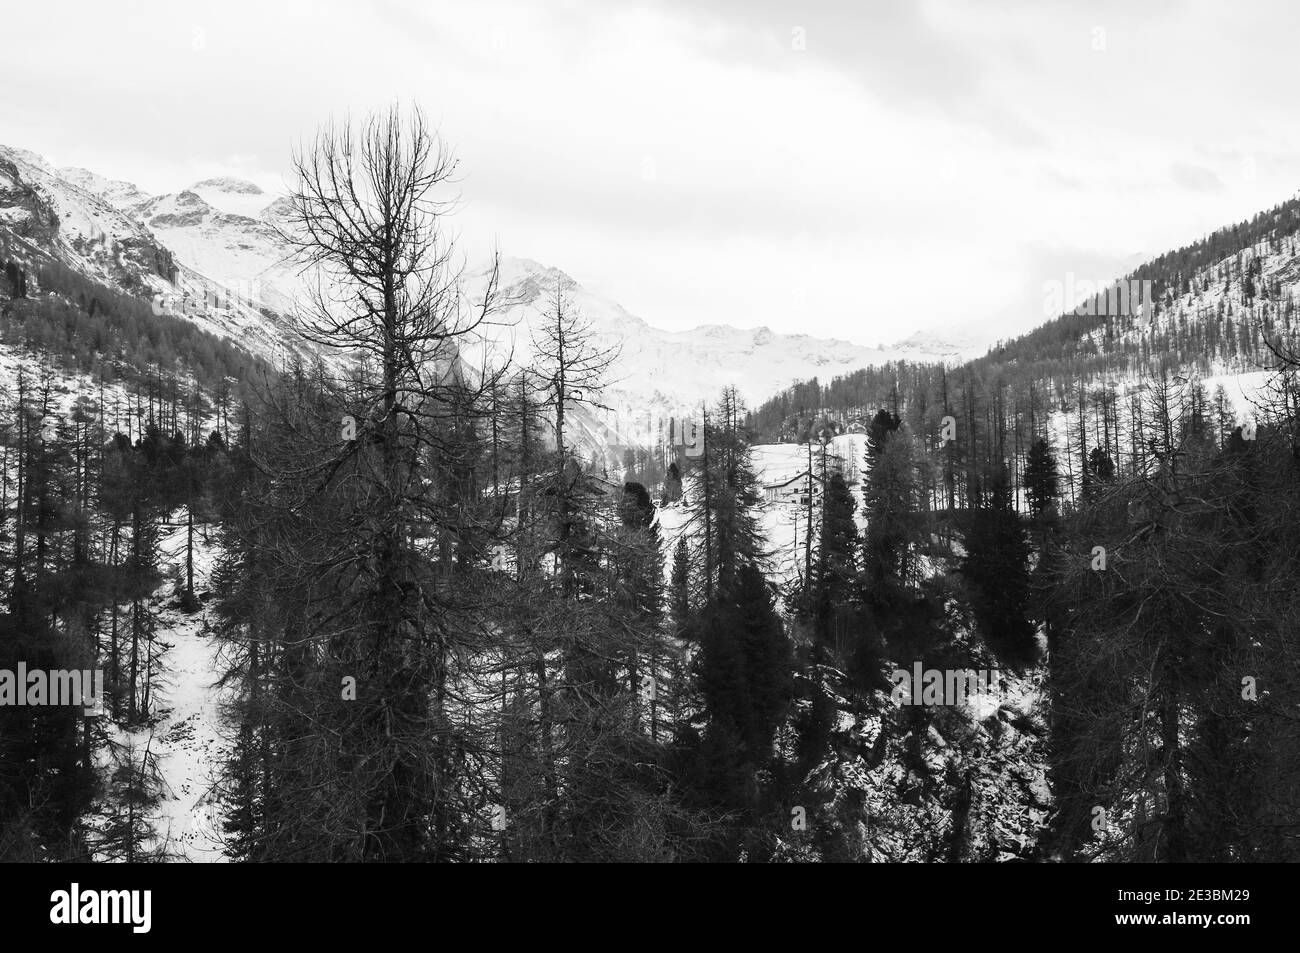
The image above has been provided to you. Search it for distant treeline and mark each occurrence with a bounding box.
[0,251,269,398]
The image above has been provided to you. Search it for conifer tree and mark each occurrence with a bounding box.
[961,468,1037,669]
[1024,437,1060,520]
[812,471,859,654]
[861,409,919,590]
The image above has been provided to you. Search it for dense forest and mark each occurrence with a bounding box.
[2,109,1298,863]
[3,231,268,402]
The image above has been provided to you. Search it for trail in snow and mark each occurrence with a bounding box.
[152,523,230,862]
[102,522,231,863]
[149,601,230,862]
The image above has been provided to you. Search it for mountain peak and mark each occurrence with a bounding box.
[189,177,263,195]
[55,167,150,207]
[497,255,576,285]
[0,145,53,172]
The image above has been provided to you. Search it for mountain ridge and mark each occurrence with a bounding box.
[0,144,985,419]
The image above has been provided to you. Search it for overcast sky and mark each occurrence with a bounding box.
[3,0,1299,345]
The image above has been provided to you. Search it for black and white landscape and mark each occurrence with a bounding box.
[0,1,1297,873]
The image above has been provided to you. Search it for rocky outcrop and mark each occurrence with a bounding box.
[0,157,60,245]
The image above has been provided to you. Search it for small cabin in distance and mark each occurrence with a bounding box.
[763,470,819,507]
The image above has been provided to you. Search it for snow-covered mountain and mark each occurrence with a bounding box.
[0,145,984,421]
[0,146,177,294]
[0,145,310,361]
[115,177,307,320]
[484,257,983,415]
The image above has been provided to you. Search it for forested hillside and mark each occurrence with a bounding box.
[737,190,1300,861]
[3,108,1298,864]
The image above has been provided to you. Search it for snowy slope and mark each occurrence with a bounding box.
[133,524,229,862]
[88,522,231,863]
[0,145,176,295]
[656,441,870,597]
[0,340,232,861]
[0,145,311,362]
[124,178,308,319]
[2,145,982,431]
[656,441,1050,862]
[1029,235,1300,495]
[484,257,983,417]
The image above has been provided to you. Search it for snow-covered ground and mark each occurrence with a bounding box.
[0,340,232,860]
[1040,363,1280,501]
[0,342,137,432]
[657,440,870,597]
[96,522,231,863]
[149,524,229,861]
